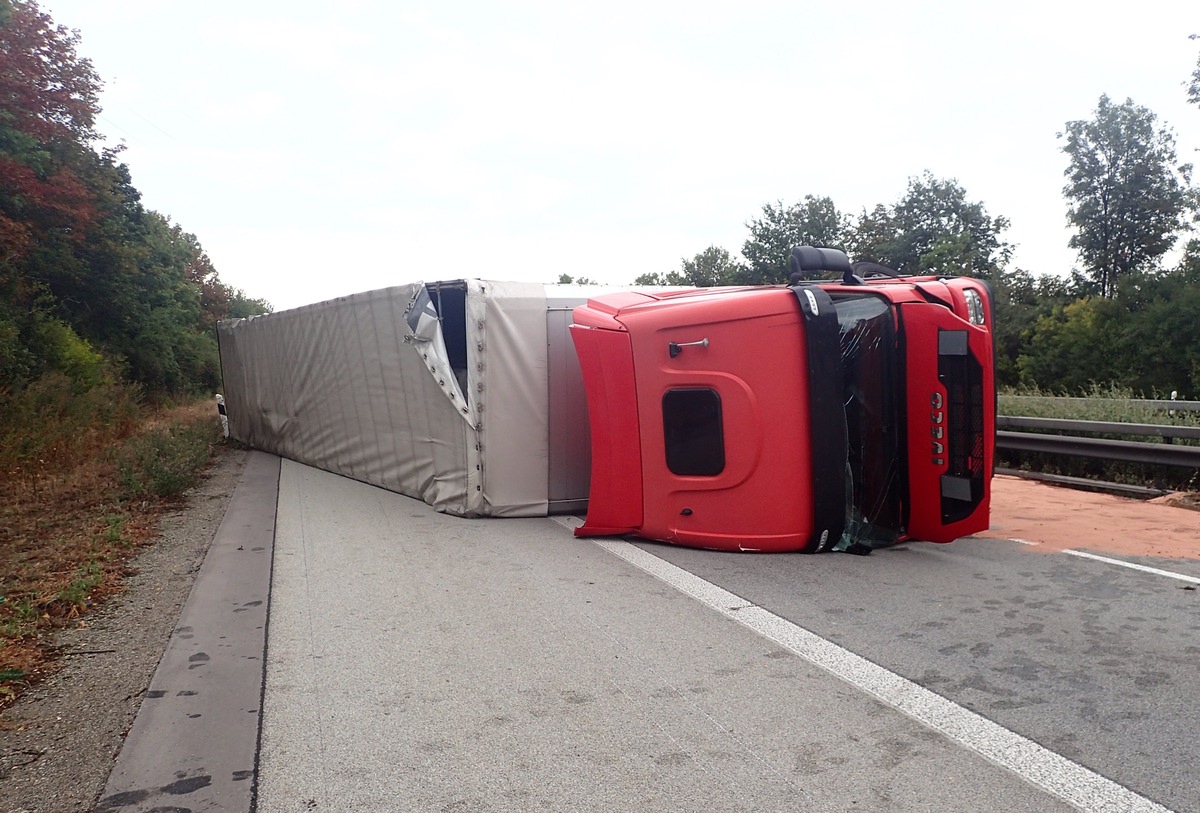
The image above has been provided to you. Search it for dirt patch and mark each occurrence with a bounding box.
[980,475,1200,559]
[0,446,248,813]
[1149,492,1200,512]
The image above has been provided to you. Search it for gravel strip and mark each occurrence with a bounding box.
[0,446,249,813]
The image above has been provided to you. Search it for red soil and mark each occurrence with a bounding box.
[979,475,1200,560]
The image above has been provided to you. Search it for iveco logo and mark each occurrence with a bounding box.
[804,289,819,314]
[930,392,945,466]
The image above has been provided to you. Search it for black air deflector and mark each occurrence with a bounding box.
[789,285,848,552]
[789,246,859,286]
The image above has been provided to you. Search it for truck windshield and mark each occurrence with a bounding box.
[832,293,904,549]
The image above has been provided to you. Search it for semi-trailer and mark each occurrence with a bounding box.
[216,246,994,552]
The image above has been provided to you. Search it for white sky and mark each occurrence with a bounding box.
[44,0,1200,312]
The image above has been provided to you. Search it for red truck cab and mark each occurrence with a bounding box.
[569,247,995,553]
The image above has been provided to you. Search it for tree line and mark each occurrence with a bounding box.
[626,77,1200,398]
[0,0,268,403]
[5,0,1200,405]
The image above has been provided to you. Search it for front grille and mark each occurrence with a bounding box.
[939,332,985,523]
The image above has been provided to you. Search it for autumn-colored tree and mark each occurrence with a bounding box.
[0,0,98,143]
[0,0,105,391]
[0,0,100,279]
[1,0,269,396]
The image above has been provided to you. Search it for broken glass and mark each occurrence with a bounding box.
[831,293,904,552]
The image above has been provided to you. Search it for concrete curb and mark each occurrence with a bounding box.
[93,451,280,813]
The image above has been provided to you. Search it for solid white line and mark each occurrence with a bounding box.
[1000,534,1200,584]
[1000,537,1199,585]
[1062,550,1200,585]
[550,515,585,532]
[588,536,1173,813]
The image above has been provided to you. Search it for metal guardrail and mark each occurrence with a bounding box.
[997,416,1200,441]
[995,414,1200,469]
[996,430,1200,467]
[992,467,1168,498]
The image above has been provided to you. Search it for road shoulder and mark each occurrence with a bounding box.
[94,451,279,812]
[0,446,250,813]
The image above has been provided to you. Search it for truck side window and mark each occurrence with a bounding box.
[662,388,725,476]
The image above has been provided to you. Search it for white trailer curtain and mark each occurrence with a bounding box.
[218,281,557,517]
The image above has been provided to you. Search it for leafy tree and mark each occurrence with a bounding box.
[1,0,104,386]
[0,1,99,145]
[556,273,597,284]
[1060,95,1194,298]
[847,172,1013,277]
[1017,297,1125,393]
[741,196,849,284]
[1013,239,1200,397]
[0,0,100,293]
[1114,239,1200,396]
[226,290,272,319]
[1189,35,1199,109]
[186,234,228,328]
[634,245,747,287]
[0,0,269,397]
[988,268,1074,388]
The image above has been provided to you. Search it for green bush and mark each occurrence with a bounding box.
[0,315,34,387]
[32,317,109,391]
[1000,384,1200,426]
[116,420,216,499]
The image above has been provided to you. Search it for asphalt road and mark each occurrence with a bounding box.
[257,458,1196,812]
[96,453,1199,812]
[636,536,1200,811]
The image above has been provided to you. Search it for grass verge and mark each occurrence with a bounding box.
[0,396,224,708]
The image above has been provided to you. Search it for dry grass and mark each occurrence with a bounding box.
[0,394,222,706]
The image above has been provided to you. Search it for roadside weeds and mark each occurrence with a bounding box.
[0,400,227,707]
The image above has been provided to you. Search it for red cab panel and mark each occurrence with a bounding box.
[568,323,644,536]
[899,301,994,542]
[570,271,995,553]
[571,288,833,552]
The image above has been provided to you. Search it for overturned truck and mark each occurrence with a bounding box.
[217,247,995,552]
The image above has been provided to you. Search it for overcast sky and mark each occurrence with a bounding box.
[44,0,1200,312]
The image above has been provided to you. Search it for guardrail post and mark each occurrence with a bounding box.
[216,393,229,439]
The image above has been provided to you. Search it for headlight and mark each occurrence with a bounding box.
[963,288,985,325]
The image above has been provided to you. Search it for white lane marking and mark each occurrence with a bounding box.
[551,515,585,532]
[1062,550,1200,585]
[999,536,1199,585]
[582,534,1173,813]
[998,537,1195,582]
